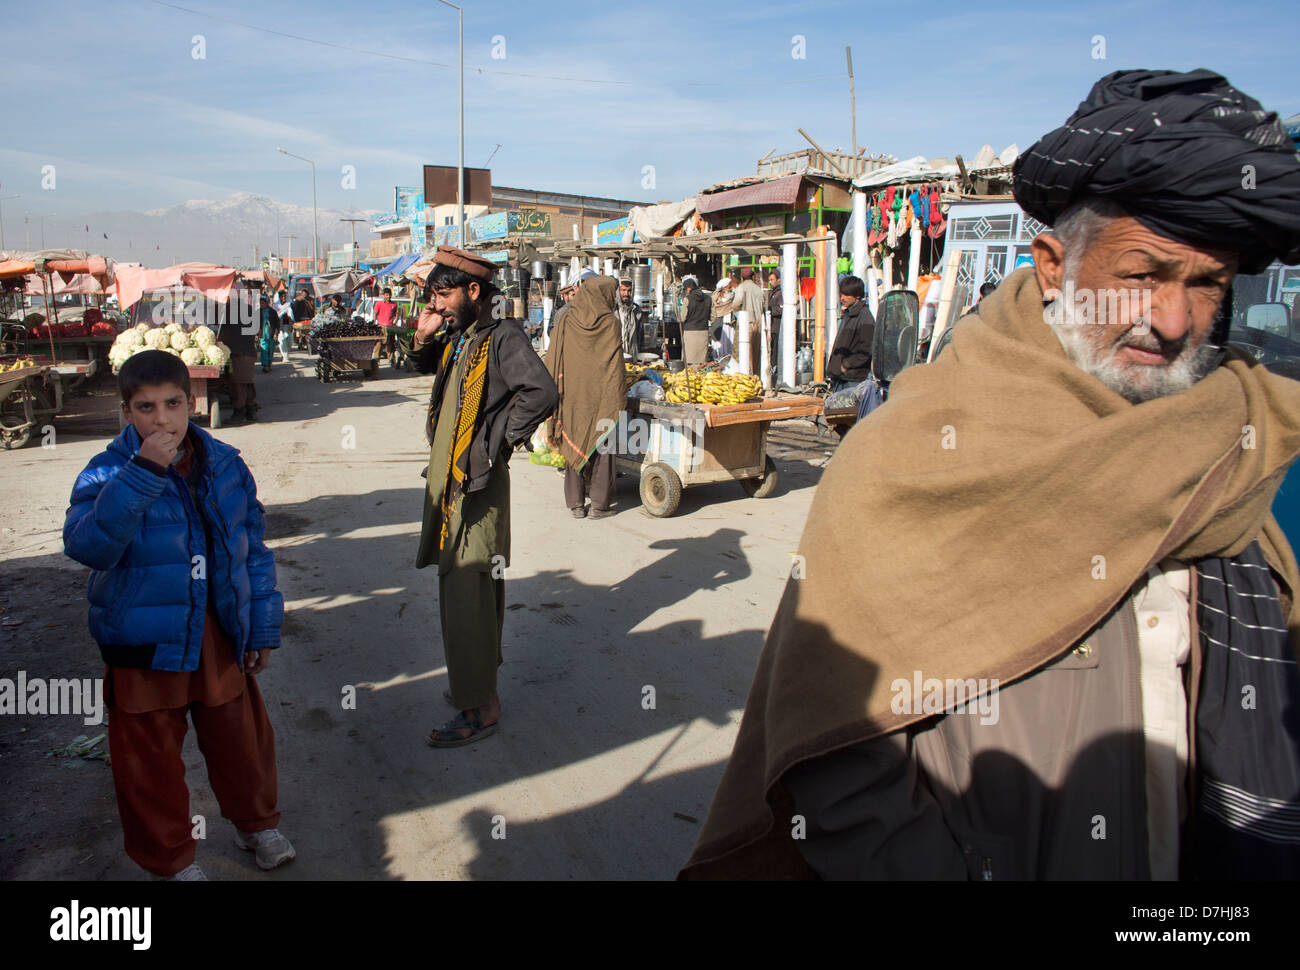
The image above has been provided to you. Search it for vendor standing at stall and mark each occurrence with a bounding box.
[410,246,557,747]
[615,276,646,358]
[546,275,624,520]
[680,278,711,366]
[219,295,259,423]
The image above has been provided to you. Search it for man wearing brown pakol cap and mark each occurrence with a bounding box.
[410,246,557,747]
[681,69,1300,880]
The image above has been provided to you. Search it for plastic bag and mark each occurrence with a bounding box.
[628,379,665,401]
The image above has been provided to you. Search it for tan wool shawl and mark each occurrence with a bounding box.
[545,276,626,470]
[680,267,1300,879]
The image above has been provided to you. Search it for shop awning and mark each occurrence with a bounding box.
[852,156,956,189]
[0,250,115,285]
[114,262,239,310]
[695,175,804,215]
[311,270,367,297]
[373,252,421,278]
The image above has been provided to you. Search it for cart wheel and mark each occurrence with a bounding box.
[368,361,379,379]
[741,456,779,498]
[209,401,222,429]
[640,462,683,517]
[2,428,32,450]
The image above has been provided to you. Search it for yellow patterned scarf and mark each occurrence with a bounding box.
[438,332,492,551]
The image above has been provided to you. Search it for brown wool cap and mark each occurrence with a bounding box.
[434,245,497,281]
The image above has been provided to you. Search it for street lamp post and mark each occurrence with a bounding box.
[0,194,19,250]
[438,0,464,246]
[277,147,319,273]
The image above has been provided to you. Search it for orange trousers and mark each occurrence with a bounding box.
[107,676,280,877]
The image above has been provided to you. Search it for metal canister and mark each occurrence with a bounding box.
[632,265,651,309]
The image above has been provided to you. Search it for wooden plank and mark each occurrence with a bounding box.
[683,422,763,484]
[928,243,964,363]
[700,394,824,427]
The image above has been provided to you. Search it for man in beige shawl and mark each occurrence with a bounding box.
[681,69,1300,880]
[545,275,626,519]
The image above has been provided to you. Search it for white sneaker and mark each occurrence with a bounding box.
[234,827,296,870]
[166,862,208,881]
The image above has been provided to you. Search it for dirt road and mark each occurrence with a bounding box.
[0,353,837,880]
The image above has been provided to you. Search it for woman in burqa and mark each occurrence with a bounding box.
[544,275,625,519]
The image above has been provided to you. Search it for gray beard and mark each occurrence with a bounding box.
[1048,280,1221,403]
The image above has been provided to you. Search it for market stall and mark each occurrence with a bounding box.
[1,250,119,380]
[617,366,822,516]
[111,263,240,427]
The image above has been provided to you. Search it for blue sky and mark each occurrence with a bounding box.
[1,0,1295,241]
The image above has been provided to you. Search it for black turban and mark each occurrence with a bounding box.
[1013,69,1300,273]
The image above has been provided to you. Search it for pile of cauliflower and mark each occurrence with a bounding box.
[109,323,231,372]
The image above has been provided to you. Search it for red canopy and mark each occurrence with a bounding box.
[115,261,238,310]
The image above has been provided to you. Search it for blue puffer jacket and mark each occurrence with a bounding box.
[63,422,283,671]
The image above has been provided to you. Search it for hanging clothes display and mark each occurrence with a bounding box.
[928,188,947,239]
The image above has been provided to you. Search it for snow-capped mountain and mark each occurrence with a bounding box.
[67,192,378,268]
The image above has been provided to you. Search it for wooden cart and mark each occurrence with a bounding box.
[315,335,382,382]
[187,365,226,427]
[616,394,824,517]
[0,362,59,449]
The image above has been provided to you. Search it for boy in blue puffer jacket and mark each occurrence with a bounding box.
[64,350,293,880]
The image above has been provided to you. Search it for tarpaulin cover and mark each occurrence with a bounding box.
[114,262,238,310]
[240,270,284,292]
[373,252,421,278]
[695,175,804,215]
[24,273,112,295]
[311,270,366,297]
[852,156,958,189]
[0,249,115,284]
[407,259,434,286]
[623,199,697,241]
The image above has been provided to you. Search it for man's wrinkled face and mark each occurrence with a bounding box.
[840,292,858,311]
[619,282,632,302]
[1037,216,1235,403]
[433,282,481,328]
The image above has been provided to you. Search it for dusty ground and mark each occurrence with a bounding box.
[0,351,839,880]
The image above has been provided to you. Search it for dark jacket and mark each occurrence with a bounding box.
[768,285,784,334]
[63,423,282,671]
[826,298,875,383]
[681,288,711,333]
[548,302,569,337]
[410,295,558,493]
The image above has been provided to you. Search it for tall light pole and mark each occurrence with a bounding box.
[277,147,319,273]
[341,218,366,267]
[438,0,464,245]
[0,194,18,251]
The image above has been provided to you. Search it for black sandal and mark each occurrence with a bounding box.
[425,709,499,748]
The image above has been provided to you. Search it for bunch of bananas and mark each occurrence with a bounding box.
[663,369,762,405]
[0,357,38,373]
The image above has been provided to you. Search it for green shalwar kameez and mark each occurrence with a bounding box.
[416,324,509,710]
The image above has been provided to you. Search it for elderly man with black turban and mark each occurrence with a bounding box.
[680,69,1300,881]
